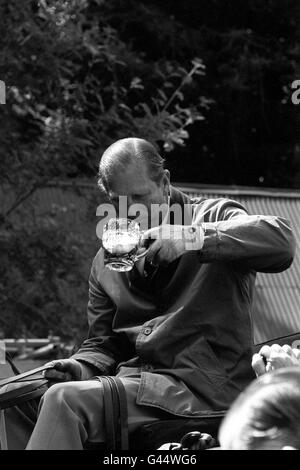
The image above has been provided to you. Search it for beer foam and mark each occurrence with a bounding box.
[103,231,139,255]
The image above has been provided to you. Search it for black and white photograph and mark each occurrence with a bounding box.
[0,0,300,456]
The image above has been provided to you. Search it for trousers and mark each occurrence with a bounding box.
[0,368,171,450]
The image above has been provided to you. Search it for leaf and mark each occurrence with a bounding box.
[12,104,27,117]
[156,89,167,101]
[191,58,206,69]
[73,138,93,147]
[84,43,100,56]
[175,91,184,101]
[130,77,144,90]
[139,103,153,116]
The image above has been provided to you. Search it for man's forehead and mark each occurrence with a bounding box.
[108,183,152,198]
[106,162,153,195]
[108,180,153,199]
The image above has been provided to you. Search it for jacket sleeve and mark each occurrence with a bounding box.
[71,256,132,375]
[194,198,296,273]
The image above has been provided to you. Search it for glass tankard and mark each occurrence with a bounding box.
[102,218,148,271]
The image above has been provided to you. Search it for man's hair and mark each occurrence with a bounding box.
[97,138,165,194]
[219,367,300,449]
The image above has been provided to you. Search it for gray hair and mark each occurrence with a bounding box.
[97,138,165,193]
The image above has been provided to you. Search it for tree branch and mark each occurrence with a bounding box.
[1,180,45,223]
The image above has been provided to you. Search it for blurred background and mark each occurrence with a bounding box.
[0,0,299,361]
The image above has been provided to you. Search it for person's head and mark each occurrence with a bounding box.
[98,138,170,228]
[219,367,300,450]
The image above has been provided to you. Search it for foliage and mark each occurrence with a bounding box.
[0,218,88,340]
[102,0,300,186]
[0,0,208,338]
[0,0,207,197]
[0,0,299,338]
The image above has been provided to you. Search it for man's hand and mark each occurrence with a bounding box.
[252,344,300,377]
[140,224,204,266]
[43,358,84,382]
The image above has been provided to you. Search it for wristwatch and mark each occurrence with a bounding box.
[182,225,204,251]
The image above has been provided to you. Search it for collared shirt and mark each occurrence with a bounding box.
[72,186,296,416]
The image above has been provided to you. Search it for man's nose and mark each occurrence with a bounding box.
[114,195,134,218]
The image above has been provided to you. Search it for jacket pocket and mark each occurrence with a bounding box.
[174,336,229,391]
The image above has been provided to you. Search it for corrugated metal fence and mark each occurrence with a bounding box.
[2,181,300,344]
[178,184,300,344]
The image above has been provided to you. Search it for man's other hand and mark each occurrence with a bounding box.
[43,359,83,382]
[252,344,300,377]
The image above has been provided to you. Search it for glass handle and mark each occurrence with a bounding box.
[135,247,149,261]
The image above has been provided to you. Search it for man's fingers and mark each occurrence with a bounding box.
[258,344,281,358]
[44,360,67,371]
[43,360,74,381]
[282,344,293,356]
[140,228,160,244]
[44,369,68,381]
[266,361,273,373]
[270,344,283,353]
[152,246,166,267]
[293,348,300,360]
[139,237,153,249]
[50,360,68,371]
[139,231,158,251]
[258,345,271,360]
[251,353,266,376]
[146,239,162,265]
[42,359,82,382]
[136,246,148,256]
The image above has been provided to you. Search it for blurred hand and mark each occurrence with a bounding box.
[43,358,84,382]
[158,433,217,451]
[180,431,217,450]
[252,344,300,377]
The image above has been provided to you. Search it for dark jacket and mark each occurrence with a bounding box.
[72,186,296,416]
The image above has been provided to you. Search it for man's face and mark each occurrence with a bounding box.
[106,162,169,230]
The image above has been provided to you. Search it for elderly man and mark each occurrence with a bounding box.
[1,137,296,449]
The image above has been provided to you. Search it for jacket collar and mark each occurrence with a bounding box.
[168,185,193,226]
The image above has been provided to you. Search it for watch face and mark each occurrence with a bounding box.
[183,226,197,241]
